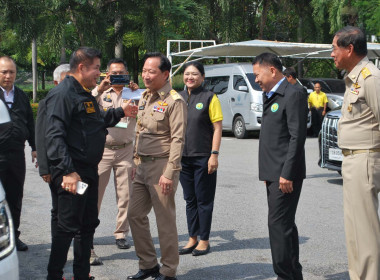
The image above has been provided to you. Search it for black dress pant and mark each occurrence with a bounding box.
[311,107,324,137]
[0,148,26,238]
[47,166,100,280]
[180,156,216,241]
[266,180,303,280]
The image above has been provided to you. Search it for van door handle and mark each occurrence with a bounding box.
[231,98,235,102]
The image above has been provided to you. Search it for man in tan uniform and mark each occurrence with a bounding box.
[127,53,187,280]
[90,59,139,264]
[331,26,380,280]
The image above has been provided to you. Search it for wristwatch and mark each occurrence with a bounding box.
[211,150,219,155]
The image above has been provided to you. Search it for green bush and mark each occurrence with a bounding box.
[171,74,185,92]
[30,103,39,120]
[24,90,50,102]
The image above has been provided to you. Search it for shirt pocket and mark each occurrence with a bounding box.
[148,111,166,133]
[347,92,361,119]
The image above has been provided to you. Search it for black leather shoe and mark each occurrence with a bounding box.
[154,274,177,280]
[192,244,210,256]
[179,242,198,255]
[16,238,28,251]
[116,238,131,249]
[127,264,160,279]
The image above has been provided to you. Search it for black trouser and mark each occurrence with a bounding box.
[0,148,26,238]
[266,180,303,280]
[47,166,100,280]
[311,107,324,137]
[180,156,217,241]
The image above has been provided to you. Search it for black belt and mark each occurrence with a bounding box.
[139,155,168,162]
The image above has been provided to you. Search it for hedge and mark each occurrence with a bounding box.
[24,90,50,103]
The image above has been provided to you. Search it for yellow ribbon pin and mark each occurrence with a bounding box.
[158,101,168,106]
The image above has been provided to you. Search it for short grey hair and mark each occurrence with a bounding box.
[53,64,70,82]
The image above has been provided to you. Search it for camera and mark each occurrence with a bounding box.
[110,74,130,85]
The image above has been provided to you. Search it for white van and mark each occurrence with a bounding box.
[203,63,263,138]
[0,99,19,280]
[203,63,311,138]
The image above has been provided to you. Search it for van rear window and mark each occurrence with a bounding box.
[203,76,229,95]
[245,74,262,91]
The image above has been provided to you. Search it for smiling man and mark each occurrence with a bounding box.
[89,58,140,265]
[44,47,137,280]
[253,53,308,280]
[127,52,187,280]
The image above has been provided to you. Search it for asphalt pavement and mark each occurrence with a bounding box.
[18,135,349,280]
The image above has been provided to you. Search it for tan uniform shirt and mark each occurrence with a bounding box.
[92,87,136,145]
[133,82,187,180]
[338,57,380,149]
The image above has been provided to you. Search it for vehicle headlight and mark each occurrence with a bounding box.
[0,200,15,260]
[250,102,263,112]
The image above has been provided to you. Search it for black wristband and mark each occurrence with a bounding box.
[211,150,219,155]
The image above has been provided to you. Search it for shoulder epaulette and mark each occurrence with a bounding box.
[361,67,372,79]
[142,89,149,98]
[170,89,181,100]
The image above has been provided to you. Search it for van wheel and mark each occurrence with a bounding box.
[233,116,248,139]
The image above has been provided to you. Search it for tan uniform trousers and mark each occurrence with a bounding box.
[128,158,179,277]
[98,144,133,239]
[342,152,380,280]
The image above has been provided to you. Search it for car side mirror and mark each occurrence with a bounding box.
[238,85,248,92]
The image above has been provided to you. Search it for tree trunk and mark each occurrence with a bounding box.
[297,16,303,78]
[133,47,139,85]
[258,1,270,39]
[60,36,66,64]
[60,47,66,64]
[69,8,85,46]
[143,3,159,52]
[32,38,38,103]
[114,14,123,58]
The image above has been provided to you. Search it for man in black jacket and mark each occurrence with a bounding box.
[44,47,137,280]
[36,64,70,184]
[253,53,308,280]
[0,56,36,251]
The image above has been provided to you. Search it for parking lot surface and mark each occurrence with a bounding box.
[19,136,348,280]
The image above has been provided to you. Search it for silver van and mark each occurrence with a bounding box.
[203,63,263,138]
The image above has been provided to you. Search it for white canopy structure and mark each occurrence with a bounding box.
[167,39,380,76]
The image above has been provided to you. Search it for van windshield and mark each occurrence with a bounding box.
[245,73,262,91]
